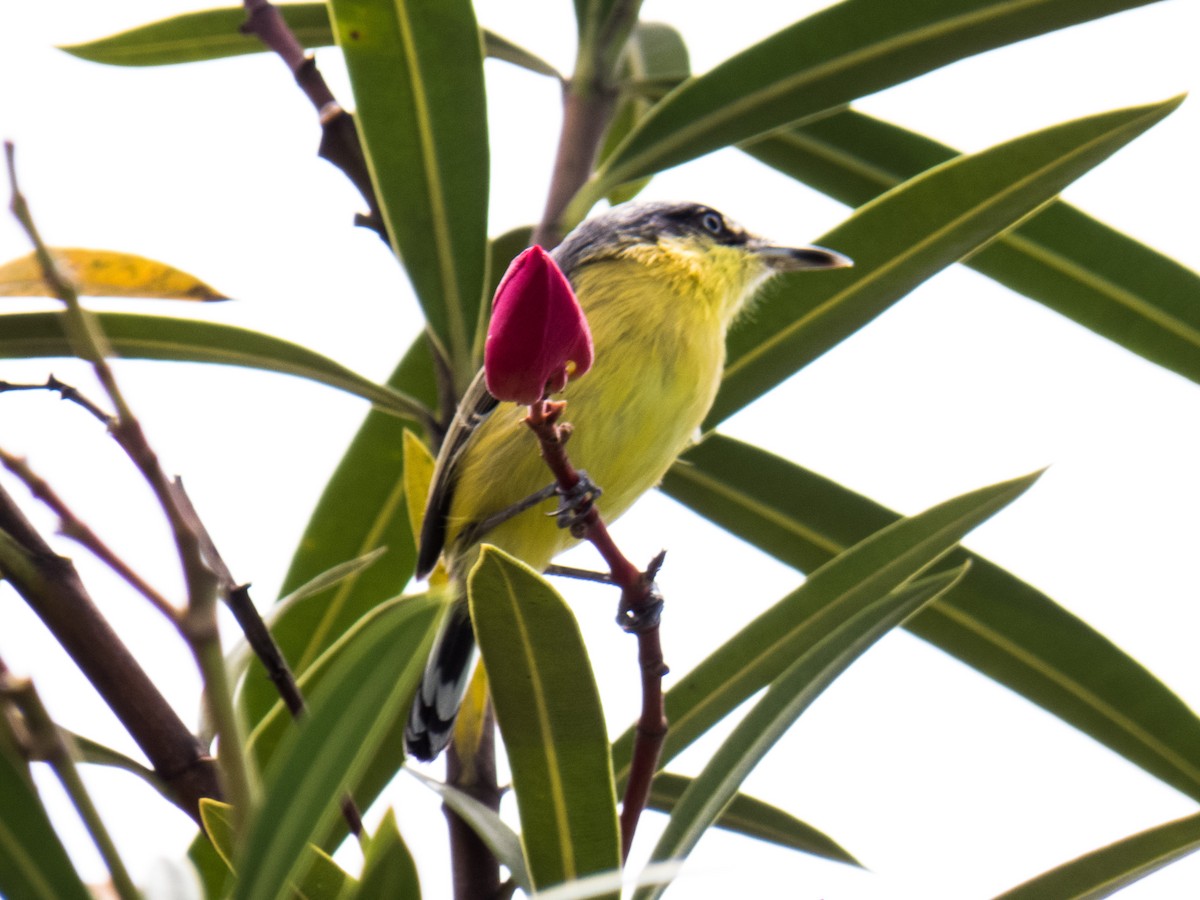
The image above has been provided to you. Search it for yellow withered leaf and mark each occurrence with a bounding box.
[402,429,437,538]
[0,248,230,301]
[402,429,449,586]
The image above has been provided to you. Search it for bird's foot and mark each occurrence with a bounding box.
[553,471,603,534]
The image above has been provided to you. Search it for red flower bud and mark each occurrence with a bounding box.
[484,245,594,406]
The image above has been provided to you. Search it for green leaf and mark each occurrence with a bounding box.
[69,731,173,803]
[189,832,231,900]
[573,0,642,78]
[328,0,488,378]
[244,588,437,780]
[0,736,92,900]
[709,97,1182,427]
[646,772,859,866]
[638,567,965,899]
[612,470,1040,784]
[482,30,562,79]
[61,3,558,78]
[240,336,435,734]
[200,799,358,899]
[600,22,691,205]
[469,547,621,894]
[585,0,1160,202]
[233,593,443,900]
[743,109,1200,387]
[199,798,237,873]
[356,810,420,899]
[994,812,1200,900]
[406,769,532,893]
[60,4,332,66]
[296,847,357,900]
[663,434,1200,803]
[0,310,425,420]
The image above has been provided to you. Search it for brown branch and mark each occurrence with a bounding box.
[0,375,113,425]
[240,0,387,240]
[0,482,220,822]
[0,447,180,623]
[5,141,255,816]
[532,86,617,249]
[448,13,631,890]
[446,703,502,899]
[524,400,667,860]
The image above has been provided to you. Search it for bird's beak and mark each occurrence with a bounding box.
[751,241,853,272]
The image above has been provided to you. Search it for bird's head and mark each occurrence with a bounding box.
[552,200,851,325]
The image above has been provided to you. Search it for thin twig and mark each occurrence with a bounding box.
[6,141,253,823]
[523,400,668,860]
[447,8,633,888]
[240,0,386,240]
[544,563,615,584]
[0,474,220,821]
[0,375,113,425]
[0,446,180,623]
[174,480,365,836]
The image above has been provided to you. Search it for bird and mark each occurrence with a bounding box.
[404,200,851,761]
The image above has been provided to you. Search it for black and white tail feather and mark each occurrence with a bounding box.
[403,369,500,761]
[404,602,478,760]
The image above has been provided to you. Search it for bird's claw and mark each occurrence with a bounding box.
[553,471,602,532]
[617,580,664,633]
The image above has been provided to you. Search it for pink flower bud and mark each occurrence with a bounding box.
[484,246,594,406]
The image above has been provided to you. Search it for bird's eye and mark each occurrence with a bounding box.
[699,211,725,235]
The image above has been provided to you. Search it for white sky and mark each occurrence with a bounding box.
[1,1,1199,898]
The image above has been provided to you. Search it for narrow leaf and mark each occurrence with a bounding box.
[241,589,445,859]
[239,336,436,733]
[233,593,443,900]
[0,738,92,900]
[406,769,532,893]
[357,810,421,899]
[743,109,1200,386]
[587,0,1159,200]
[647,772,859,866]
[188,835,230,900]
[60,5,333,66]
[0,248,228,300]
[710,97,1182,426]
[482,30,562,79]
[469,547,621,894]
[638,568,964,899]
[70,732,171,802]
[200,799,358,899]
[61,4,556,78]
[0,310,425,419]
[663,434,1200,802]
[221,547,389,722]
[994,812,1200,900]
[198,799,237,874]
[612,471,1040,784]
[328,0,488,376]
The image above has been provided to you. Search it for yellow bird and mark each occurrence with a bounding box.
[406,200,850,760]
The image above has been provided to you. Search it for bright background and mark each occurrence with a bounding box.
[1,1,1199,897]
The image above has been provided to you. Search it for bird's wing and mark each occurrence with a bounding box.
[415,368,500,579]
